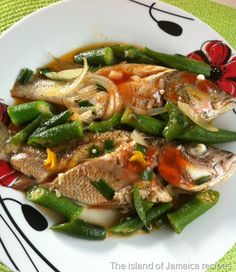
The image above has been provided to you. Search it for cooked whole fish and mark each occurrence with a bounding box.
[44,135,236,205]
[11,64,235,122]
[2,107,236,200]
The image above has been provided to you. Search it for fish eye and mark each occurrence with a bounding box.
[186,143,207,157]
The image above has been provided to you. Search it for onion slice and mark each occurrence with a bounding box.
[46,58,88,83]
[84,74,122,119]
[131,130,148,147]
[178,101,218,132]
[130,105,166,116]
[45,68,84,81]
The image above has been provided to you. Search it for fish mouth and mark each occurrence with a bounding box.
[212,153,236,183]
[187,152,236,191]
[212,96,236,117]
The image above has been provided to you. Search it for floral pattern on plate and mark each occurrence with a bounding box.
[188,40,236,96]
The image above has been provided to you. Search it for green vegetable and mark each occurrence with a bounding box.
[110,217,143,235]
[110,202,172,235]
[17,68,33,85]
[74,47,114,66]
[140,169,154,181]
[142,200,154,213]
[88,113,122,133]
[112,45,156,64]
[91,179,115,200]
[153,216,168,229]
[7,100,54,126]
[51,219,106,240]
[163,102,191,140]
[96,84,107,91]
[27,186,83,221]
[11,115,46,145]
[89,145,101,157]
[133,185,147,226]
[167,190,219,234]
[144,47,211,76]
[194,175,212,185]
[39,68,51,75]
[177,125,236,144]
[104,139,115,153]
[78,100,94,108]
[121,108,165,136]
[135,143,146,154]
[28,120,83,147]
[30,110,72,136]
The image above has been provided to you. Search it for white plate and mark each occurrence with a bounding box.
[0,0,236,271]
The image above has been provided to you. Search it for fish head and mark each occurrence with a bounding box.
[164,71,236,120]
[158,142,236,191]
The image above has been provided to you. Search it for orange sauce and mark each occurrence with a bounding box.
[181,72,217,93]
[198,79,218,93]
[181,73,197,85]
[146,147,157,165]
[158,145,187,187]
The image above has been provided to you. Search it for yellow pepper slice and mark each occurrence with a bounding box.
[44,148,57,170]
[129,150,147,167]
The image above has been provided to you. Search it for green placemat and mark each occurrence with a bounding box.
[0,0,58,32]
[0,1,235,272]
[0,262,13,272]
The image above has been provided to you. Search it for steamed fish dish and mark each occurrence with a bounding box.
[1,44,236,240]
[12,63,235,123]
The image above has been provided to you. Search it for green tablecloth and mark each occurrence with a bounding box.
[0,1,235,271]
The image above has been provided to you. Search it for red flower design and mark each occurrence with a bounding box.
[187,40,236,96]
[0,160,21,187]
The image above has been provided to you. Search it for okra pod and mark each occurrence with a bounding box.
[88,113,122,133]
[110,202,172,235]
[17,68,33,85]
[167,190,219,234]
[133,185,147,226]
[11,115,46,145]
[74,47,114,66]
[163,102,191,140]
[51,219,106,240]
[177,125,236,144]
[7,101,54,126]
[153,216,168,229]
[142,200,154,213]
[31,110,72,136]
[144,47,211,76]
[121,108,165,136]
[112,45,156,64]
[28,120,83,147]
[27,186,83,221]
